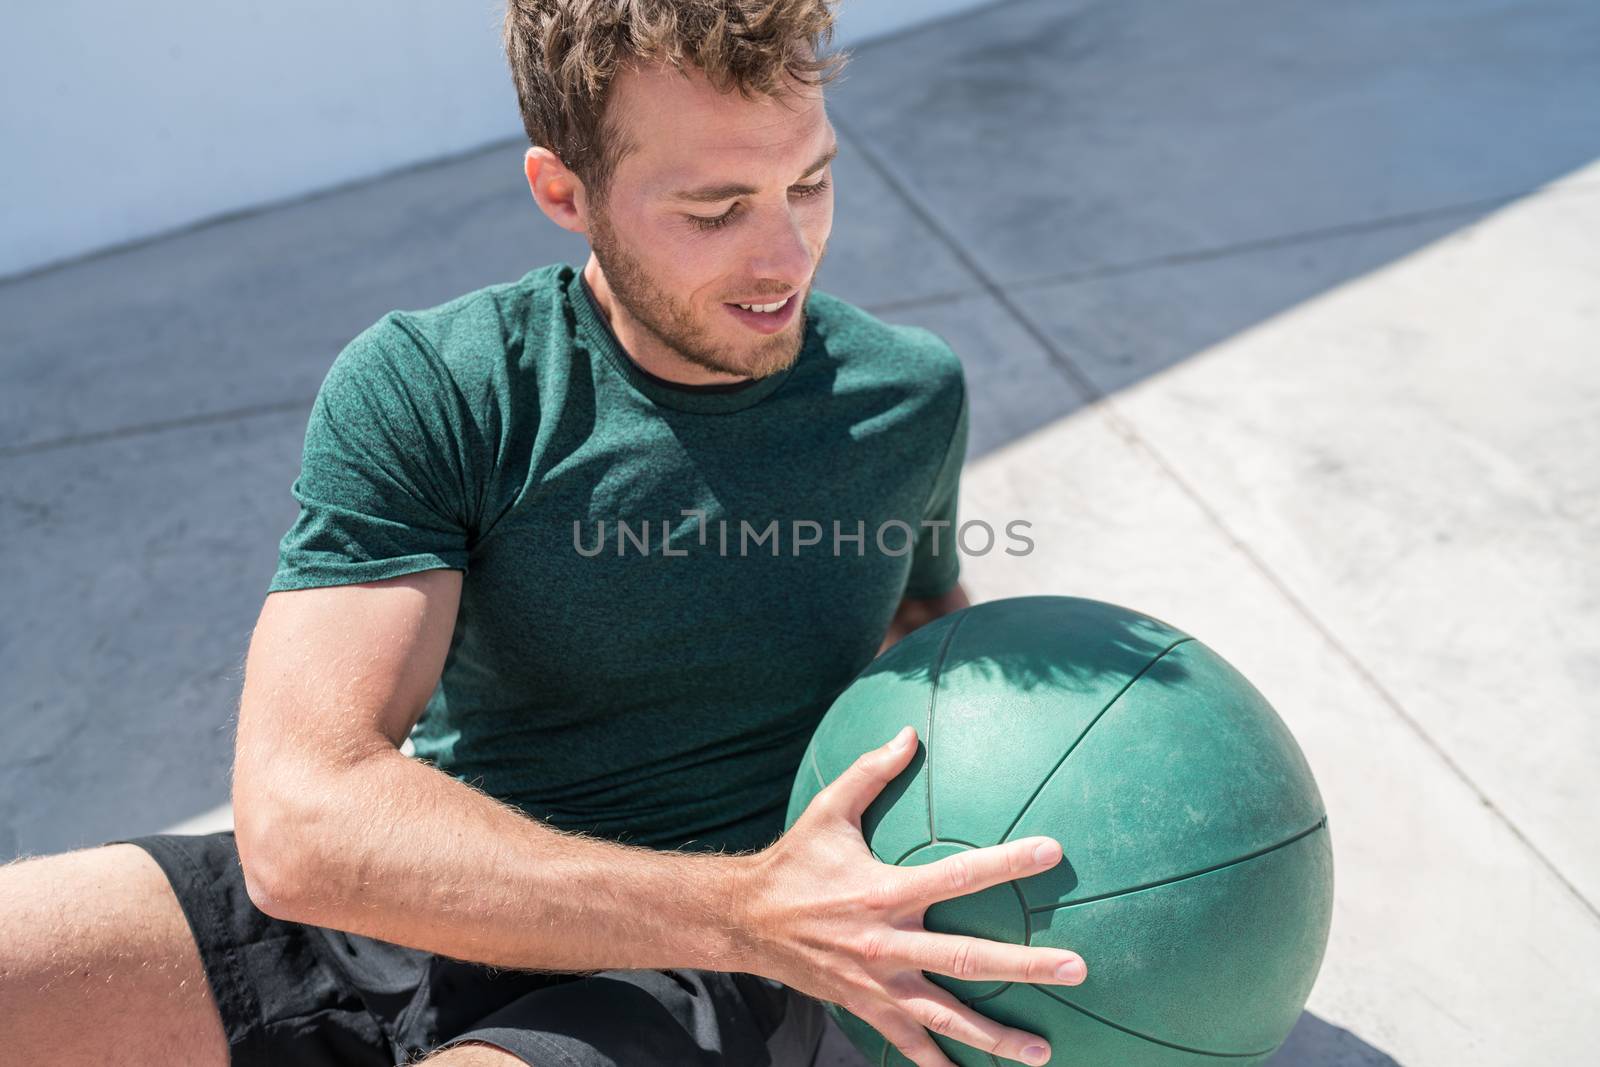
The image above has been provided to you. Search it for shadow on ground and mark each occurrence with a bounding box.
[1268,1012,1404,1066]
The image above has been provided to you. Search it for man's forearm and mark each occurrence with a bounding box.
[240,749,759,974]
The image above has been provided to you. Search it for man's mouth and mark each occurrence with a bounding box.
[729,295,792,314]
[724,294,799,333]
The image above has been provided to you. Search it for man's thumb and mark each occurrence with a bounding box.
[819,725,919,824]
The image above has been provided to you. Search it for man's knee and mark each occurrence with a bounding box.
[420,1040,530,1065]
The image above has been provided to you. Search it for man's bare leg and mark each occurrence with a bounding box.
[422,1042,532,1064]
[0,843,230,1067]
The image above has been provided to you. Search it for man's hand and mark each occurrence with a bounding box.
[738,725,1085,1067]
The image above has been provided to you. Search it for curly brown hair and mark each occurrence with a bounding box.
[503,0,850,208]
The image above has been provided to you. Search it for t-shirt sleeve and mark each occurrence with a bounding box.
[901,371,970,600]
[267,314,482,593]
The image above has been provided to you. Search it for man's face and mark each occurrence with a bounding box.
[576,60,835,381]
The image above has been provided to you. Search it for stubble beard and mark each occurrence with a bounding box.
[587,206,823,381]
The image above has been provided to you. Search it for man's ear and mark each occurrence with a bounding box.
[525,147,589,235]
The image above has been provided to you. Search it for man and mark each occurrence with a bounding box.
[2,3,1086,1065]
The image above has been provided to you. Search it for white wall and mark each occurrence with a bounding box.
[0,0,999,280]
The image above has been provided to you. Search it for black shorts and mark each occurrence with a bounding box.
[108,830,829,1066]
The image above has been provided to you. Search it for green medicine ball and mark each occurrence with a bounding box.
[786,596,1333,1066]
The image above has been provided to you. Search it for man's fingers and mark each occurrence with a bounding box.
[898,976,1052,1066]
[859,1003,959,1067]
[815,726,919,825]
[898,836,1064,905]
[905,931,1088,986]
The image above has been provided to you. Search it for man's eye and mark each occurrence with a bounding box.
[690,177,832,232]
[691,207,738,232]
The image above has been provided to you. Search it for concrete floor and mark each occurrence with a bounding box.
[4,0,1598,1063]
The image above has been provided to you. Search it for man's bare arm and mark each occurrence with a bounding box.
[233,570,1084,1066]
[231,570,757,973]
[250,736,760,972]
[878,581,971,655]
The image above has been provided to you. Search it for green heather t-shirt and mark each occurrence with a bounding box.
[268,263,968,854]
